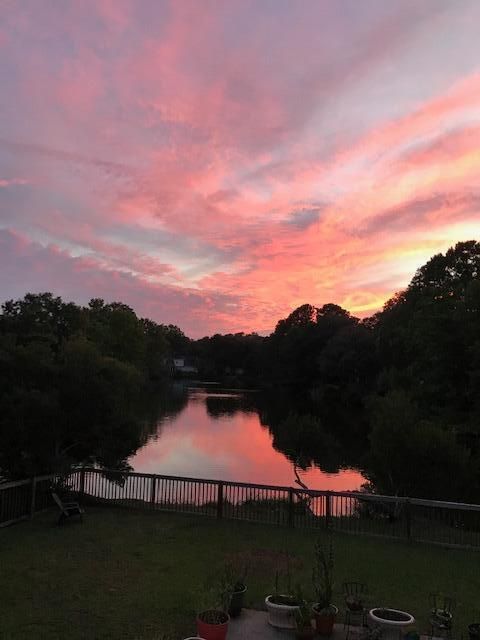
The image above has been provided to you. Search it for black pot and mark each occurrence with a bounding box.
[468,623,480,640]
[228,584,247,618]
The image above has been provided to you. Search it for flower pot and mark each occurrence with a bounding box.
[265,594,303,629]
[469,623,480,640]
[369,608,415,640]
[228,584,247,618]
[312,604,338,636]
[196,610,229,640]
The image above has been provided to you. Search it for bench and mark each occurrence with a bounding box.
[52,492,84,525]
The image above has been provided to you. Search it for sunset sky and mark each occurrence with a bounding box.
[1,0,480,337]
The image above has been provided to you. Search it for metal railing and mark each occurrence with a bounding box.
[65,468,480,549]
[2,469,480,548]
[0,475,56,527]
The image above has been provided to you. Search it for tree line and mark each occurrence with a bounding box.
[0,296,189,479]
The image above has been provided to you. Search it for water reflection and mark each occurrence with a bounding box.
[130,385,365,490]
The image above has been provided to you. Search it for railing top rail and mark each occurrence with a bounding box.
[82,468,224,485]
[321,490,407,503]
[410,497,480,512]
[35,474,58,483]
[330,491,480,511]
[84,467,328,492]
[82,468,291,491]
[81,468,334,494]
[0,474,56,491]
[220,479,292,492]
[0,478,32,490]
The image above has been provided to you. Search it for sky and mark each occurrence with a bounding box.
[1,0,480,338]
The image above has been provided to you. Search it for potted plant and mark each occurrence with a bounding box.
[431,609,452,626]
[265,558,304,629]
[221,561,248,618]
[294,587,315,639]
[369,608,415,640]
[195,585,230,640]
[468,623,480,640]
[311,537,338,636]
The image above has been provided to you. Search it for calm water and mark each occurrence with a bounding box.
[130,385,366,491]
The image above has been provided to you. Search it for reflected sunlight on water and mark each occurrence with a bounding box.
[130,387,365,490]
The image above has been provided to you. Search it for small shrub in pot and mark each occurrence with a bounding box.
[265,559,304,629]
[311,536,337,636]
[294,587,315,639]
[221,561,248,618]
[194,584,230,640]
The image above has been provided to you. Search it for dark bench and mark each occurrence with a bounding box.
[52,492,84,525]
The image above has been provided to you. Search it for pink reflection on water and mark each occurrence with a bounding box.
[130,392,365,491]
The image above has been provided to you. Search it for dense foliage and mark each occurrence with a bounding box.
[0,295,189,479]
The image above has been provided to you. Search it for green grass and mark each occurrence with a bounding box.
[0,507,479,639]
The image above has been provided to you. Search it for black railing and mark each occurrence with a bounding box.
[0,475,56,527]
[68,469,480,549]
[2,469,480,549]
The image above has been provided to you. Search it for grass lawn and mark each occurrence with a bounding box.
[0,507,479,639]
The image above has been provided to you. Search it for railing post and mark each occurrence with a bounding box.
[217,482,224,519]
[79,467,86,497]
[150,476,157,509]
[29,476,37,519]
[405,498,412,540]
[288,488,294,527]
[325,491,332,530]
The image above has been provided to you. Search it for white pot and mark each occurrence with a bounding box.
[369,608,415,640]
[265,595,302,629]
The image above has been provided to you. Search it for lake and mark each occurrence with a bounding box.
[130,384,366,490]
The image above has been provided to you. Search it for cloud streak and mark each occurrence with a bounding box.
[0,138,136,179]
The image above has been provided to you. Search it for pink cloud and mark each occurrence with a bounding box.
[0,229,243,337]
[0,177,29,188]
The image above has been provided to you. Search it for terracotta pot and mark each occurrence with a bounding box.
[312,604,338,636]
[196,610,229,640]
